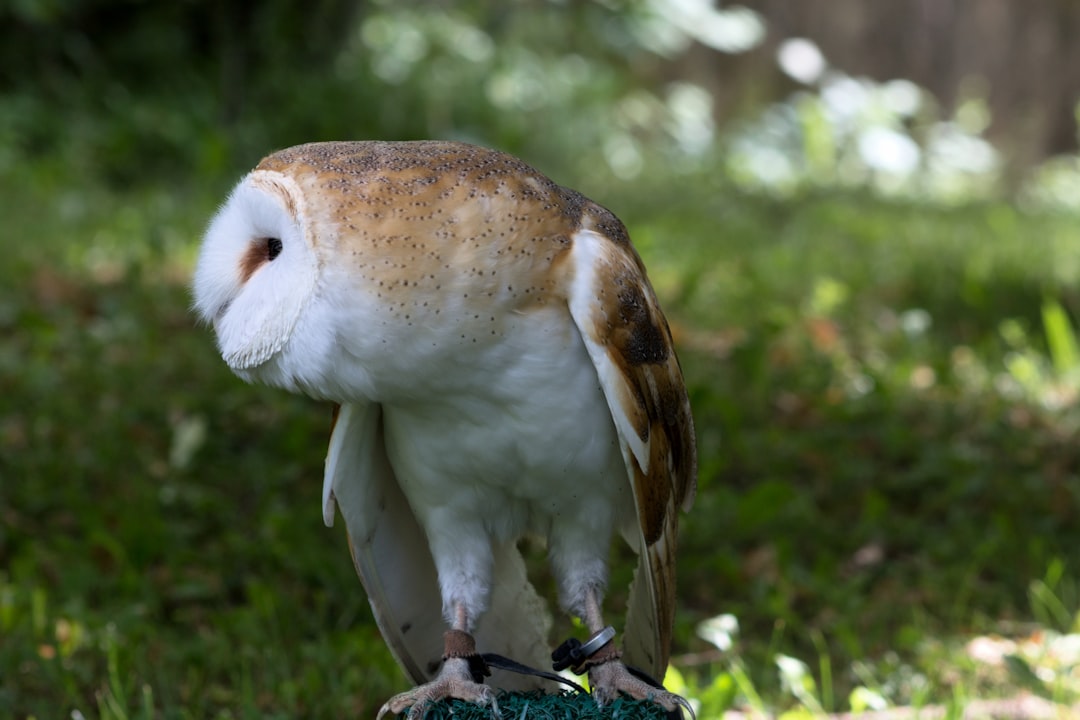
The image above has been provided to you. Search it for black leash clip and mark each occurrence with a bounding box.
[551,626,616,674]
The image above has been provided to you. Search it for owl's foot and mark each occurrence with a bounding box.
[589,659,694,718]
[376,630,498,720]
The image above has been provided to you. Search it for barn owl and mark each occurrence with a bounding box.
[193,141,696,718]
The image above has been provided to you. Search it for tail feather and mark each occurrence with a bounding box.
[474,542,554,691]
[622,520,679,680]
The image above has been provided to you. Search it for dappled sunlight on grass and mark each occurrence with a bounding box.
[3,166,1080,717]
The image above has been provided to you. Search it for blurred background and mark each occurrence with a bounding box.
[3,1,1080,717]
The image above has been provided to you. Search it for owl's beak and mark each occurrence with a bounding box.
[213,300,232,329]
[209,300,231,334]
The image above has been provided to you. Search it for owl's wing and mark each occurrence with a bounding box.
[565,227,697,679]
[324,402,444,682]
[325,403,555,690]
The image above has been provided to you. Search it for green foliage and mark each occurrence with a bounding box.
[0,0,708,190]
[4,3,1080,717]
[5,161,1080,716]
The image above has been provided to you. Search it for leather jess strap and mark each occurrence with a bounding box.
[441,626,668,698]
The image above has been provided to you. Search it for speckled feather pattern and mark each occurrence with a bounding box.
[257,140,695,517]
[258,141,588,327]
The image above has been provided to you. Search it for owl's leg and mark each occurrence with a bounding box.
[580,589,693,717]
[376,603,497,720]
[548,526,691,715]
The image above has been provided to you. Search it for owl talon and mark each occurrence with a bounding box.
[376,657,499,720]
[589,660,695,719]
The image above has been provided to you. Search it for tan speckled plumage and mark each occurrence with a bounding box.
[260,143,577,345]
[194,140,696,716]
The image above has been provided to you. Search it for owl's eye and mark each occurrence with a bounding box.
[239,237,284,282]
[267,237,283,261]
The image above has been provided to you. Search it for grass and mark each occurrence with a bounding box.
[3,161,1080,719]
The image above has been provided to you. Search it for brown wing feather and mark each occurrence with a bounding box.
[575,202,697,527]
[565,202,696,675]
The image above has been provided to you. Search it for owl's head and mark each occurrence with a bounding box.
[193,170,321,373]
